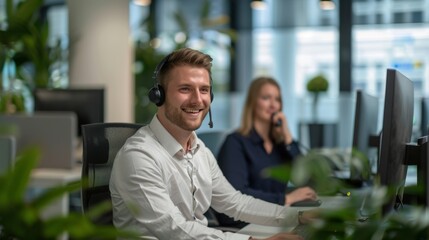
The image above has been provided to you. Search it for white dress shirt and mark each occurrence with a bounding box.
[110,115,299,239]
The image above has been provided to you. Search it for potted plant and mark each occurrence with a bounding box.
[306,74,329,122]
[0,0,64,114]
[0,0,44,114]
[302,74,332,148]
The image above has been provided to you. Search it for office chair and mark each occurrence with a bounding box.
[81,122,143,225]
[198,130,229,157]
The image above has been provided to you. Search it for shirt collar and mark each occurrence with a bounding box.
[149,115,200,157]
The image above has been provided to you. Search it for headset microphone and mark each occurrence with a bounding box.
[208,108,213,128]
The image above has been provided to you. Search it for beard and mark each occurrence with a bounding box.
[164,101,209,131]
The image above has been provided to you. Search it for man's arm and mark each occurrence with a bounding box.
[209,148,300,227]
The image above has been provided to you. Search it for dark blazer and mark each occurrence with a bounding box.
[215,128,301,227]
[217,128,301,205]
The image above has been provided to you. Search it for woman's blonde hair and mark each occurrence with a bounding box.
[238,77,283,136]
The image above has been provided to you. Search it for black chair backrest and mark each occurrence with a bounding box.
[198,130,229,157]
[81,122,143,225]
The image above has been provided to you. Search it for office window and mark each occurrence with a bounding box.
[354,15,368,25]
[393,12,406,23]
[320,17,332,26]
[353,25,429,97]
[375,14,384,24]
[411,11,423,23]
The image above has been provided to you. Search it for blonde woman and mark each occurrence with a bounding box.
[217,77,317,227]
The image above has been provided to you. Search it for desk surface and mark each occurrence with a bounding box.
[30,165,82,188]
[237,196,351,238]
[238,225,292,238]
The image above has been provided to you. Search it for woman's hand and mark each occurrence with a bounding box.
[284,187,317,205]
[271,112,293,144]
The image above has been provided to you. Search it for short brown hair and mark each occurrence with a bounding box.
[156,48,213,88]
[238,76,283,136]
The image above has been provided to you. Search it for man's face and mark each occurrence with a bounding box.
[160,65,211,132]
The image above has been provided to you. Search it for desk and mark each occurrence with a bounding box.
[29,165,82,219]
[237,196,351,238]
[28,165,82,240]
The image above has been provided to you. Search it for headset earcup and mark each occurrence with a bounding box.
[149,85,165,106]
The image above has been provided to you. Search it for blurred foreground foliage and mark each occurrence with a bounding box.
[0,147,138,239]
[264,148,429,240]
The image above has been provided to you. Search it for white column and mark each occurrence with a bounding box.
[67,0,134,122]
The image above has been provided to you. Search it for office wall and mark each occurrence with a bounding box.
[68,0,133,122]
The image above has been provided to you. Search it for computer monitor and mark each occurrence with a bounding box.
[350,90,380,184]
[0,112,78,169]
[420,97,429,136]
[378,68,414,215]
[33,88,105,137]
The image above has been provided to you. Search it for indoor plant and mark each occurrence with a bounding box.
[306,74,329,122]
[0,0,64,114]
[0,0,44,113]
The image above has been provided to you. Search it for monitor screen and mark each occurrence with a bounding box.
[351,90,379,183]
[378,69,414,215]
[33,88,105,137]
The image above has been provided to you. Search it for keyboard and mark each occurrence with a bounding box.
[291,199,322,207]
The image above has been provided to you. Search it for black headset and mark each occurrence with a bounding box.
[148,53,214,128]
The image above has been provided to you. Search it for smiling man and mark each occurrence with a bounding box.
[109,48,308,240]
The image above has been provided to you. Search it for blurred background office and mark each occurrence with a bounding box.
[1,0,429,149]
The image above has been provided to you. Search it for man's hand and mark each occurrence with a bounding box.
[298,209,320,225]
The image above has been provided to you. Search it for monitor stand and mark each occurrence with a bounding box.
[403,136,429,207]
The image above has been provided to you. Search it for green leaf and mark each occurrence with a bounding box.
[261,164,291,184]
[8,0,43,31]
[7,147,40,203]
[200,0,210,21]
[174,11,188,33]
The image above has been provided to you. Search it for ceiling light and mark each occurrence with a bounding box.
[251,0,266,10]
[320,0,335,10]
[133,0,151,6]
